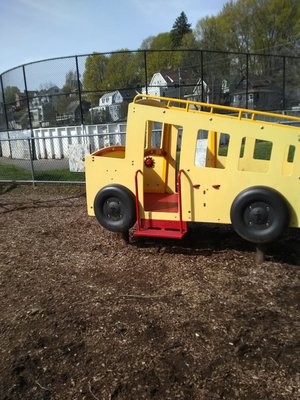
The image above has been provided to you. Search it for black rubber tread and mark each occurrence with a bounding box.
[94,184,136,233]
[230,186,290,243]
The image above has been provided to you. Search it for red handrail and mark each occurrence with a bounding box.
[136,168,185,235]
[177,169,184,234]
[134,170,143,231]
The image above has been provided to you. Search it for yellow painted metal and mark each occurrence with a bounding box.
[86,94,300,228]
[144,154,167,193]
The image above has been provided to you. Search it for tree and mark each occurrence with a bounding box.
[62,70,78,93]
[83,53,108,105]
[194,0,300,55]
[250,0,300,55]
[193,0,300,102]
[170,11,192,48]
[4,86,20,105]
[194,15,226,51]
[144,33,180,76]
[140,36,155,50]
[102,50,140,90]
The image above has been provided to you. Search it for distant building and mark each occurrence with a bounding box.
[142,69,209,102]
[15,86,61,127]
[90,89,139,122]
[57,100,90,124]
[231,75,281,110]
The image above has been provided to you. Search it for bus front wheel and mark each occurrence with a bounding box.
[230,186,289,243]
[94,184,136,233]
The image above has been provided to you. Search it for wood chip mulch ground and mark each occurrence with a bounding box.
[0,184,299,400]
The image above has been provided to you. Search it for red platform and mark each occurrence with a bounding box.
[134,218,187,239]
[144,192,179,212]
[134,192,187,239]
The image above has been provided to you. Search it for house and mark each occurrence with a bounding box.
[187,78,210,103]
[30,86,60,108]
[142,69,209,102]
[57,100,91,124]
[30,103,56,128]
[90,89,139,122]
[231,75,281,110]
[14,86,61,127]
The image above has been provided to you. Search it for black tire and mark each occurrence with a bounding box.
[230,186,289,243]
[94,185,136,233]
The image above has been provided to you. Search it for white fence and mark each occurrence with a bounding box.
[0,122,127,160]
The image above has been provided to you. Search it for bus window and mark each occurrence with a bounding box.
[217,133,230,169]
[195,129,209,167]
[287,145,295,162]
[253,139,273,160]
[195,130,230,169]
[145,121,163,149]
[282,145,296,176]
[238,137,273,173]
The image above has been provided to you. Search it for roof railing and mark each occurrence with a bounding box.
[133,94,300,125]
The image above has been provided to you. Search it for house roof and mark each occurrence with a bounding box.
[100,89,139,103]
[66,100,90,113]
[151,69,199,87]
[101,91,118,100]
[118,89,139,100]
[232,75,278,95]
[235,75,272,89]
[66,100,80,114]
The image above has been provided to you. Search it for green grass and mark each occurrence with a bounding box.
[0,163,32,180]
[219,141,295,162]
[34,169,85,182]
[0,163,85,182]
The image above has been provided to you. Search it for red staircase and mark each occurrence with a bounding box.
[134,170,187,239]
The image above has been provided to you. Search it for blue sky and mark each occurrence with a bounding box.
[1,0,229,73]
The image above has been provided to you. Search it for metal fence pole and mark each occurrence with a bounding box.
[246,53,249,109]
[144,51,148,95]
[0,74,12,157]
[23,65,37,160]
[27,138,35,187]
[75,56,84,125]
[282,56,286,110]
[0,74,9,131]
[201,50,204,102]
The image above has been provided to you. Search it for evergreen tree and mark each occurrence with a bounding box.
[170,12,192,48]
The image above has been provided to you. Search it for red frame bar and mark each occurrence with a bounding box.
[135,168,186,237]
[134,169,142,231]
[177,169,184,234]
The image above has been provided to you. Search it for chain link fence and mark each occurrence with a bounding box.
[0,128,125,183]
[1,49,300,183]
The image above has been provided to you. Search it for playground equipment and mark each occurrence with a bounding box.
[86,94,300,244]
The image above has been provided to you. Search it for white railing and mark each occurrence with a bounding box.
[0,122,127,159]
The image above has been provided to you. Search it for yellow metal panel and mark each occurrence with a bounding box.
[86,95,300,229]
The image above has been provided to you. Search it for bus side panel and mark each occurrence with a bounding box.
[179,114,300,227]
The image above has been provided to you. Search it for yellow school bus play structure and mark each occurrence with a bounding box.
[86,94,300,244]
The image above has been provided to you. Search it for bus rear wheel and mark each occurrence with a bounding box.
[94,184,136,233]
[230,186,289,243]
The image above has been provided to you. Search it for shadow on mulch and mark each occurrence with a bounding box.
[131,224,300,266]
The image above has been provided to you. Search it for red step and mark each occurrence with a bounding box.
[144,193,178,212]
[134,219,187,239]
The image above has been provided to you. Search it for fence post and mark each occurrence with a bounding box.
[246,53,249,109]
[282,56,286,110]
[75,56,84,125]
[144,51,148,95]
[23,65,37,160]
[0,74,12,157]
[27,138,35,186]
[0,74,9,131]
[201,50,204,102]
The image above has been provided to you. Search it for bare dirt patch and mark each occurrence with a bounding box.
[0,184,299,399]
